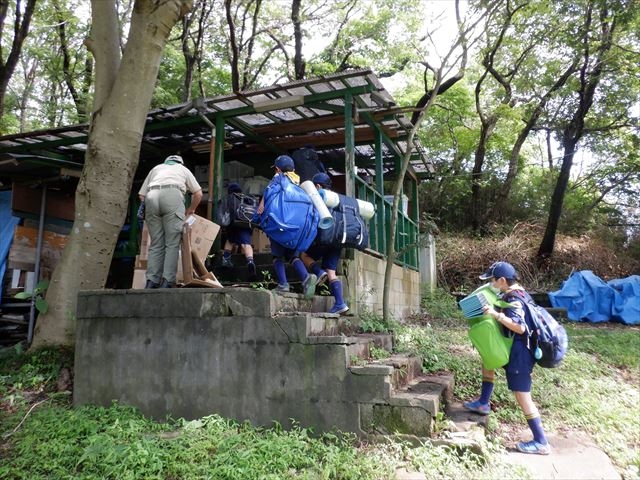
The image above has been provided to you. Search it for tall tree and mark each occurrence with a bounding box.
[0,0,37,122]
[537,0,636,260]
[32,0,193,348]
[180,0,214,101]
[382,0,488,321]
[52,0,93,122]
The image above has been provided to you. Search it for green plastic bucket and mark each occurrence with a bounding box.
[468,315,513,370]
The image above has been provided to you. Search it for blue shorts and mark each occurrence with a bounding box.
[227,226,252,246]
[270,240,297,260]
[304,245,342,271]
[504,339,535,392]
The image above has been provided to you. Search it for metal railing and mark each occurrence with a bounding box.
[354,176,419,270]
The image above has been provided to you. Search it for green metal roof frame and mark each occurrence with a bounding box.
[0,69,433,187]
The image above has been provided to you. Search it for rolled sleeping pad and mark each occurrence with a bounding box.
[323,189,340,208]
[320,189,375,220]
[300,180,334,229]
[356,199,375,220]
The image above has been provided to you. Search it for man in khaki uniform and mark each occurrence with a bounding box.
[138,155,202,288]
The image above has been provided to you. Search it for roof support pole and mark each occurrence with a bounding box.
[214,116,225,212]
[27,185,46,345]
[344,92,355,197]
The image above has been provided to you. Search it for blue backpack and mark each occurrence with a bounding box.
[253,173,319,253]
[506,291,568,368]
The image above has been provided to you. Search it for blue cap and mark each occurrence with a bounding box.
[479,261,517,280]
[312,172,331,188]
[227,182,242,194]
[273,155,295,172]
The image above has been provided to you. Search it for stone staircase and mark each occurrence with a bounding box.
[269,292,454,438]
[75,286,454,441]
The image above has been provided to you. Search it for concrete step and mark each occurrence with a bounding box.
[362,354,423,390]
[359,374,453,437]
[273,312,352,341]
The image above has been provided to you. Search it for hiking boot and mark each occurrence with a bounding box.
[516,440,551,455]
[329,303,349,315]
[275,284,290,293]
[316,270,328,287]
[463,399,491,415]
[221,257,234,268]
[302,274,317,299]
[247,262,257,281]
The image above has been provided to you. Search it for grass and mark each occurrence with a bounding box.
[0,289,638,479]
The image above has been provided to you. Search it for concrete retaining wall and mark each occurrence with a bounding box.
[74,289,392,435]
[342,251,421,319]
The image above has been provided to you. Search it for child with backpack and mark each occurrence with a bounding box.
[300,172,349,315]
[220,183,257,280]
[255,155,318,298]
[463,261,552,455]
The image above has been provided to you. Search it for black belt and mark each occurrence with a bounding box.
[149,184,181,191]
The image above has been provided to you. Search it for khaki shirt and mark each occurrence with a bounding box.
[138,163,201,196]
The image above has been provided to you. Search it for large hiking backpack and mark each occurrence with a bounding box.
[506,291,568,368]
[316,193,369,250]
[217,193,259,228]
[292,147,326,183]
[253,173,319,253]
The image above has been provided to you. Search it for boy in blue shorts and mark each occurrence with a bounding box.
[301,173,349,315]
[255,155,317,298]
[463,261,551,455]
[221,183,257,280]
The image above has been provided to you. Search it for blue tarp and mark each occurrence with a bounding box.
[0,190,21,305]
[549,270,640,325]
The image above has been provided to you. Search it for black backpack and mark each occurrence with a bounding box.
[292,147,326,183]
[506,291,569,368]
[316,194,369,250]
[217,193,259,228]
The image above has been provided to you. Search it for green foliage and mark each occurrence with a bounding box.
[369,345,390,360]
[251,270,277,291]
[421,287,465,321]
[0,345,73,411]
[358,309,398,333]
[13,280,49,314]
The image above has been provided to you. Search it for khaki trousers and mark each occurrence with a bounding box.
[145,188,185,284]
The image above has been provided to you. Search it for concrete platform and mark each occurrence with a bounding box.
[503,430,621,480]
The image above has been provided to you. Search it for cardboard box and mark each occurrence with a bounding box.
[184,214,220,262]
[132,268,147,289]
[131,252,183,289]
[251,229,271,253]
[139,215,218,265]
[180,226,222,288]
[139,223,150,261]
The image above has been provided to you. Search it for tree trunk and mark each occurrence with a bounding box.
[537,1,616,261]
[291,0,304,80]
[32,0,193,348]
[537,136,577,260]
